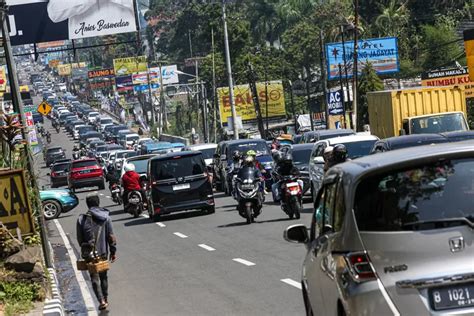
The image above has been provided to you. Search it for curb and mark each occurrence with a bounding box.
[42,243,65,316]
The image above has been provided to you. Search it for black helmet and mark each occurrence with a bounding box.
[332,144,347,163]
[281,152,293,163]
[232,150,241,161]
[107,165,114,173]
[272,150,283,163]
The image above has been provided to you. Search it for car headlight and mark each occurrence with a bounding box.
[57,192,71,197]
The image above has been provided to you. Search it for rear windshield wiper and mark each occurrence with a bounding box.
[401,217,474,230]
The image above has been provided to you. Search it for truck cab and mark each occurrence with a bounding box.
[400,111,468,135]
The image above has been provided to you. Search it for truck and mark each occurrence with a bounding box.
[367,86,468,139]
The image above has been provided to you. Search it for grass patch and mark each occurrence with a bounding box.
[0,281,43,316]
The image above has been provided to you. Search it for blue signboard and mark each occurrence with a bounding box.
[326,37,399,80]
[327,90,344,115]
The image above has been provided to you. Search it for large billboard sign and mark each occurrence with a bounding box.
[217,81,286,126]
[6,0,137,46]
[421,67,474,98]
[326,37,399,80]
[113,56,147,76]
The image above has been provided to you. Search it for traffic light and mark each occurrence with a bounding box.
[464,29,474,82]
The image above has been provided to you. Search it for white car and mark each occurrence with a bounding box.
[308,134,379,199]
[121,133,140,149]
[182,143,217,166]
[87,111,100,124]
[73,124,86,140]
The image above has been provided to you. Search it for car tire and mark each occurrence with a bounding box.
[206,206,215,214]
[42,200,62,220]
[98,181,105,190]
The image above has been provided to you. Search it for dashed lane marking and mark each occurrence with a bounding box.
[105,196,111,199]
[232,258,255,266]
[140,213,149,219]
[280,278,302,290]
[53,220,98,315]
[156,222,166,227]
[99,193,104,196]
[198,244,216,251]
[173,232,188,238]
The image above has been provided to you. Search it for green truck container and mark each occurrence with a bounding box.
[367,86,468,139]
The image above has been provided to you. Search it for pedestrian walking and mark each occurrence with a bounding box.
[77,193,117,310]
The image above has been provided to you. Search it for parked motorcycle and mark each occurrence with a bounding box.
[46,132,51,144]
[125,190,144,218]
[279,176,302,219]
[234,166,264,224]
[110,183,122,205]
[72,150,80,160]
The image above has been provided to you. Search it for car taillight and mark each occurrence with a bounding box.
[51,172,57,177]
[154,207,161,214]
[344,252,376,282]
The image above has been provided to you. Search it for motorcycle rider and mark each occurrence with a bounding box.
[324,144,348,172]
[121,164,146,208]
[227,150,242,196]
[72,144,80,159]
[271,151,302,202]
[242,151,264,190]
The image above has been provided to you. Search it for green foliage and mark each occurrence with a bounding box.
[0,281,42,316]
[358,63,384,128]
[421,22,463,71]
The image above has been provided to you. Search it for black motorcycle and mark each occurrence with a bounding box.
[72,150,80,160]
[110,183,122,205]
[125,190,144,218]
[234,165,264,224]
[46,132,51,144]
[279,176,302,220]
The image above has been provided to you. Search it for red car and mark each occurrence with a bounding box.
[68,159,105,193]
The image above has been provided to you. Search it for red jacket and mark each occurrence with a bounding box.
[122,171,141,191]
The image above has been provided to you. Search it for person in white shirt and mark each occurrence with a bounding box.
[47,0,136,40]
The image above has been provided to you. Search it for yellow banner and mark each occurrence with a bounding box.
[57,64,71,76]
[0,66,6,91]
[0,170,35,235]
[421,75,474,98]
[48,59,60,68]
[218,81,286,124]
[113,56,148,76]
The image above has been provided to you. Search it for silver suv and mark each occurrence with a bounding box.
[285,142,474,315]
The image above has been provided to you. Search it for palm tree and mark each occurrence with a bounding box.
[374,0,410,37]
[247,0,284,46]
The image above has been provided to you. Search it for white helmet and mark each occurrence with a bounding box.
[124,163,135,172]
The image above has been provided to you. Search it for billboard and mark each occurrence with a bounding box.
[113,56,147,76]
[0,169,35,235]
[327,90,344,115]
[149,65,179,86]
[115,75,133,92]
[7,0,138,46]
[421,67,474,98]
[217,81,286,125]
[88,68,115,79]
[57,64,71,76]
[326,37,399,80]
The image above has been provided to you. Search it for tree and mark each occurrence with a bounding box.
[421,22,463,71]
[358,63,384,128]
[374,0,410,38]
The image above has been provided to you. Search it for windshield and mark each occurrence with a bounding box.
[229,142,268,157]
[117,151,137,159]
[127,135,139,142]
[354,158,474,231]
[47,148,62,153]
[341,140,377,159]
[101,119,113,124]
[129,158,150,174]
[411,113,468,134]
[52,163,70,171]
[72,160,97,168]
[150,155,205,180]
[197,148,216,159]
[292,148,312,165]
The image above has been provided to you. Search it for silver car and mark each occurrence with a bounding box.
[285,142,474,315]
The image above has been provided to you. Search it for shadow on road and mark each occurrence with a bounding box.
[123,217,154,227]
[217,221,249,228]
[157,210,209,222]
[301,207,314,214]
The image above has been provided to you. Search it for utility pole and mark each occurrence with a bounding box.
[287,80,297,132]
[222,0,239,139]
[305,67,314,131]
[1,0,52,268]
[319,29,329,130]
[264,69,269,136]
[352,0,359,131]
[211,28,218,142]
[158,61,166,134]
[247,62,265,139]
[340,25,352,129]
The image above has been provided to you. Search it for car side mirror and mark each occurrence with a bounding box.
[321,224,333,235]
[313,156,325,164]
[284,224,309,244]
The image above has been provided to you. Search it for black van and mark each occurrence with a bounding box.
[147,151,214,220]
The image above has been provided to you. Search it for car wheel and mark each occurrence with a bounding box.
[42,200,62,220]
[206,206,215,214]
[98,181,105,190]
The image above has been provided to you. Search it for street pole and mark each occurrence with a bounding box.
[340,25,353,129]
[146,61,155,127]
[159,62,165,135]
[305,67,314,131]
[211,28,218,142]
[247,62,265,139]
[319,29,329,130]
[265,70,269,136]
[338,64,347,128]
[222,0,239,139]
[288,80,297,132]
[1,1,52,268]
[352,0,359,131]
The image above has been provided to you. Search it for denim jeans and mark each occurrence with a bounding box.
[90,271,108,301]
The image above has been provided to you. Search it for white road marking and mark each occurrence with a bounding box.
[105,196,111,199]
[99,193,104,196]
[156,222,166,227]
[232,258,255,266]
[53,220,98,315]
[173,232,188,238]
[198,244,216,251]
[280,278,302,290]
[140,213,149,219]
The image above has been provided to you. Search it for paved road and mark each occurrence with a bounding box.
[36,113,313,315]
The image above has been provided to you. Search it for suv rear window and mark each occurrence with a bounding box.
[354,158,474,231]
[52,163,70,171]
[151,155,205,180]
[47,148,62,153]
[72,160,98,168]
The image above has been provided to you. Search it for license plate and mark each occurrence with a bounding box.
[241,184,254,190]
[173,183,190,191]
[431,283,474,310]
